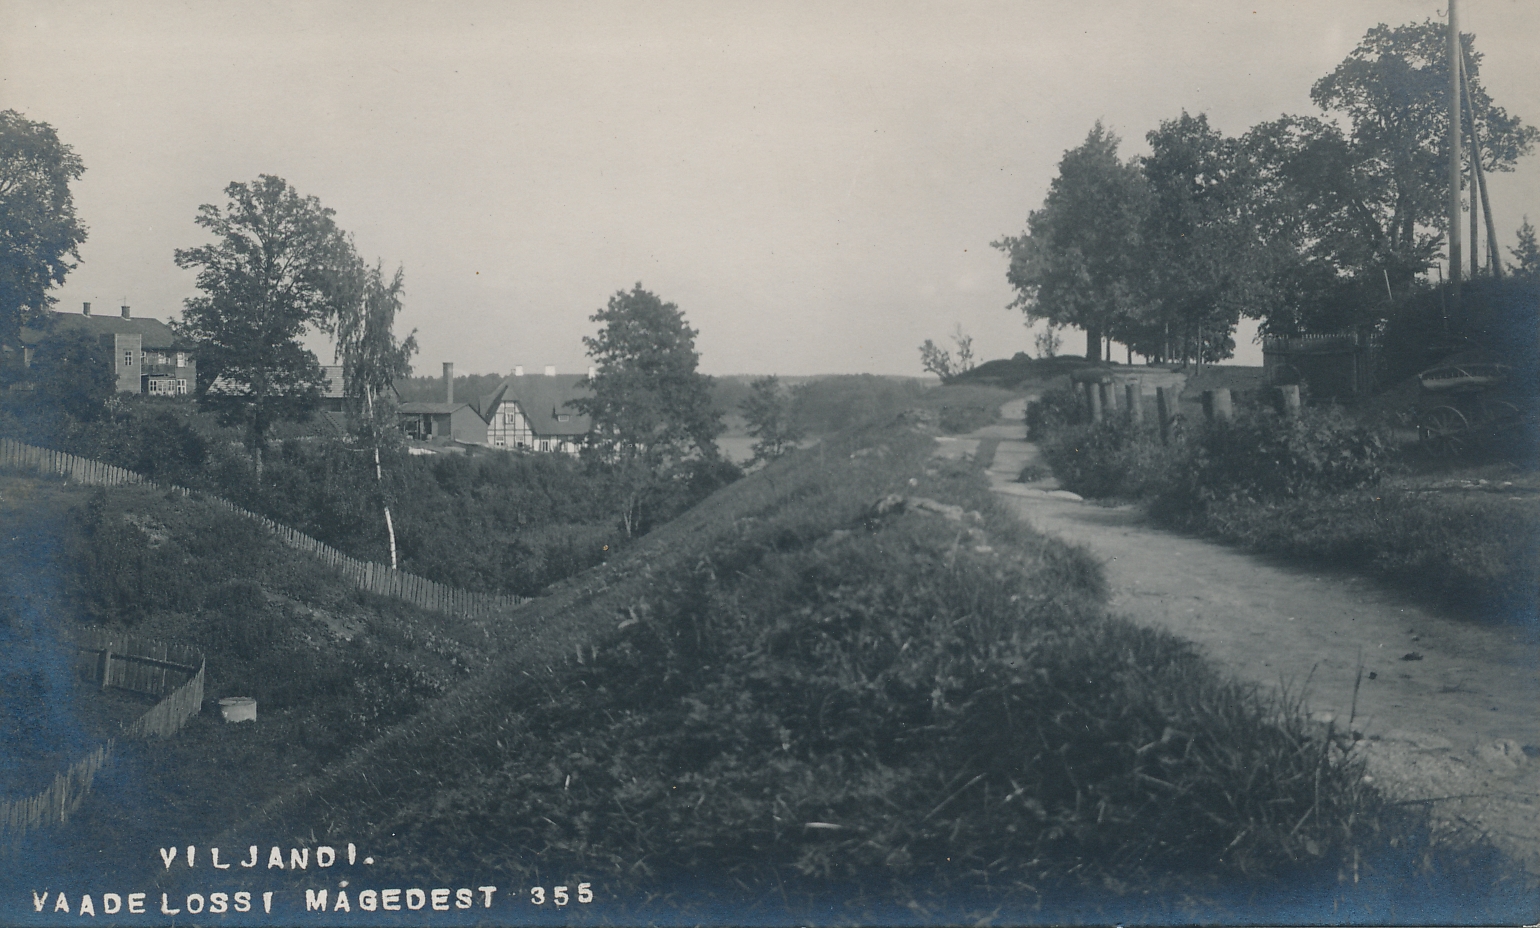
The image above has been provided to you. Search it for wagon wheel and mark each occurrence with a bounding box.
[1420,405,1469,457]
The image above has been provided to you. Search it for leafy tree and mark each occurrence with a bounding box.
[29,329,114,421]
[740,375,803,463]
[994,123,1150,361]
[1033,325,1062,359]
[333,259,418,568]
[1510,218,1540,281]
[917,326,975,381]
[577,284,721,464]
[1244,21,1537,336]
[0,110,88,344]
[174,175,359,475]
[1135,112,1274,363]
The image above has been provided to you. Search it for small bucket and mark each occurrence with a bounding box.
[218,697,257,723]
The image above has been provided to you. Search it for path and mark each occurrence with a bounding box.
[950,397,1540,872]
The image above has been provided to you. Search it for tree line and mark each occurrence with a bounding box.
[994,20,1540,364]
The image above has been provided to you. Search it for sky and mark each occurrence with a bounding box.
[3,1,1538,377]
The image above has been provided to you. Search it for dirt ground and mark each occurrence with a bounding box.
[943,397,1540,874]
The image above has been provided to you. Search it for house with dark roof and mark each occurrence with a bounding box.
[12,304,196,395]
[481,370,591,454]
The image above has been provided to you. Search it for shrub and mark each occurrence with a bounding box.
[1041,420,1184,499]
[1156,408,1389,519]
[1025,386,1085,439]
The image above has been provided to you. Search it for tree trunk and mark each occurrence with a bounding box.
[1084,326,1102,362]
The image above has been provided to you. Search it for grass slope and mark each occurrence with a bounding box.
[194,419,1525,921]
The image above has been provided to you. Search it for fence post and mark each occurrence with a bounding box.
[1125,383,1142,425]
[1156,386,1175,445]
[1087,381,1103,423]
[1203,388,1233,424]
[1279,384,1301,419]
[1101,381,1118,413]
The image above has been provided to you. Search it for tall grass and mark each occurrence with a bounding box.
[206,420,1523,918]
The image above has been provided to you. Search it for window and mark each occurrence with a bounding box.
[176,380,188,394]
[176,352,188,367]
[123,350,134,367]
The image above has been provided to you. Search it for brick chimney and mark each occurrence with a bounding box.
[514,365,524,377]
[544,365,556,377]
[121,305,131,319]
[443,362,454,404]
[82,302,91,316]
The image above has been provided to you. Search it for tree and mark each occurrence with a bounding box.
[1135,112,1274,364]
[1244,20,1538,336]
[577,284,722,464]
[1510,218,1540,280]
[174,175,358,474]
[917,325,975,381]
[740,375,802,463]
[29,329,114,421]
[0,110,88,345]
[993,123,1150,361]
[333,259,418,568]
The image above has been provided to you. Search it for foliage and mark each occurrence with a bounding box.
[740,375,802,463]
[1134,112,1273,363]
[1041,420,1185,499]
[0,110,87,344]
[174,175,360,472]
[918,324,976,380]
[1378,276,1540,388]
[995,123,1150,362]
[28,329,115,421]
[1157,408,1389,515]
[1024,385,1086,439]
[577,283,722,466]
[1191,489,1539,621]
[229,421,1518,918]
[1509,217,1540,280]
[1033,324,1062,359]
[333,260,417,437]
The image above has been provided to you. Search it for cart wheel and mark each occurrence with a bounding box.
[1420,406,1469,457]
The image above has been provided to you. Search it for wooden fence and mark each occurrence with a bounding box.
[0,438,528,619]
[0,743,112,849]
[0,630,206,849]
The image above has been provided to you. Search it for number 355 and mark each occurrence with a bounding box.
[529,884,592,905]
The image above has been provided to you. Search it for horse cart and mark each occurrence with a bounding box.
[1415,361,1528,457]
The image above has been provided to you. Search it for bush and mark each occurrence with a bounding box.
[1157,408,1389,519]
[1041,420,1184,499]
[1025,386,1085,439]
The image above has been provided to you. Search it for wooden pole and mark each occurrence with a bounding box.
[1088,381,1103,423]
[1125,383,1142,424]
[1448,0,1463,312]
[1460,47,1504,278]
[1156,386,1175,445]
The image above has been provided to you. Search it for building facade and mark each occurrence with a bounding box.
[15,304,196,395]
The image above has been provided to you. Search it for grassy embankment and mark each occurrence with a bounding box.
[185,400,1524,921]
[0,471,500,890]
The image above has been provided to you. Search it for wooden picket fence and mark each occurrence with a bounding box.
[0,743,112,849]
[0,438,528,619]
[0,630,206,849]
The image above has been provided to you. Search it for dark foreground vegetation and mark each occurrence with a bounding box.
[166,411,1529,922]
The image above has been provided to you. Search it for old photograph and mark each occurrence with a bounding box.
[1,2,1537,924]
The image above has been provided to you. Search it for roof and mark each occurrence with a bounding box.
[20,311,189,350]
[398,401,474,415]
[481,373,592,437]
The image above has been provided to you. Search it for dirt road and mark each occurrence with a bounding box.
[947,398,1540,872]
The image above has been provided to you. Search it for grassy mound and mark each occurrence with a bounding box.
[201,423,1523,920]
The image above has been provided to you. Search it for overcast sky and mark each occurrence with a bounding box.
[3,1,1538,376]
